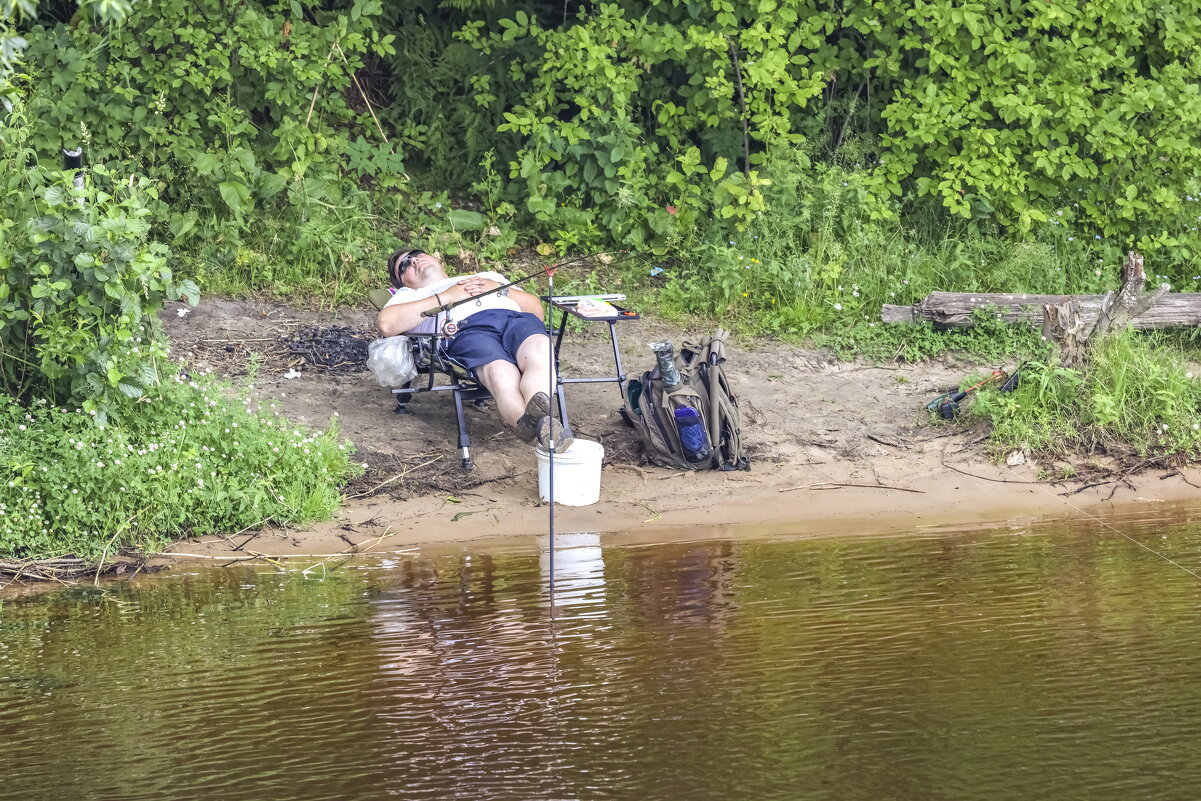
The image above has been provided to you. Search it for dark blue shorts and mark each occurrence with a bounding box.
[446,310,548,370]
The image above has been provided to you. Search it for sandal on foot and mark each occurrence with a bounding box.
[514,392,552,443]
[536,416,574,454]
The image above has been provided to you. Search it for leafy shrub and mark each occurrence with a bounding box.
[0,373,362,561]
[459,2,817,249]
[436,0,1201,260]
[969,332,1201,459]
[18,0,395,251]
[863,0,1201,254]
[0,124,198,421]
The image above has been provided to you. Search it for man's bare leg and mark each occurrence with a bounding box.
[474,359,526,427]
[515,334,556,406]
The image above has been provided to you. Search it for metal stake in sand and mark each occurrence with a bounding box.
[546,268,556,598]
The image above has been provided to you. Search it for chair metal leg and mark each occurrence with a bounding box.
[555,390,571,433]
[452,389,475,471]
[393,382,414,415]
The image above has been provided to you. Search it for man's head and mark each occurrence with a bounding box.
[387,248,447,289]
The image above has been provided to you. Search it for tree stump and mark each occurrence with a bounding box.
[1041,299,1090,366]
[1041,251,1169,365]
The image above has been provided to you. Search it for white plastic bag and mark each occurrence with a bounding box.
[366,336,418,387]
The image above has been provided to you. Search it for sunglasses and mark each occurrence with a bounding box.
[388,249,426,287]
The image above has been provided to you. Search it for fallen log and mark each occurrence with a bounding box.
[881,291,1200,329]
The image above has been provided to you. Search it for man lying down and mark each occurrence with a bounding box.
[376,248,573,453]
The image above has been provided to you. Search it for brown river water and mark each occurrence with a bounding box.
[4,507,1201,801]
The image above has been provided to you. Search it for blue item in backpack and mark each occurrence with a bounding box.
[674,406,713,463]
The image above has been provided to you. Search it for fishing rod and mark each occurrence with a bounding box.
[926,362,1025,419]
[419,252,627,324]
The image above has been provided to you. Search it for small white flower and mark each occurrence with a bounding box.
[833,303,843,311]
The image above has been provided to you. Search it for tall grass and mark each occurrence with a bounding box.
[655,151,1125,344]
[968,332,1201,460]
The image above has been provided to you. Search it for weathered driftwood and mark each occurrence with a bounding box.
[1041,298,1090,366]
[1091,252,1170,338]
[881,292,1199,329]
[879,252,1180,365]
[882,255,1184,335]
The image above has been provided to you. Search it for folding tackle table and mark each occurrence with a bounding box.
[541,295,640,432]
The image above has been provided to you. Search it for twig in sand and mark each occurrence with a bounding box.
[340,528,397,555]
[157,547,419,560]
[867,434,907,449]
[633,500,662,523]
[940,459,1039,485]
[349,456,444,498]
[780,481,924,494]
[609,464,647,479]
[199,338,275,343]
[1161,470,1201,489]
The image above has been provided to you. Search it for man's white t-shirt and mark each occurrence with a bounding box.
[383,271,519,334]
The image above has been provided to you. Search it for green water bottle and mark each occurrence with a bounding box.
[650,341,683,391]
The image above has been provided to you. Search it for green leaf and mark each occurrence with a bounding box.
[446,209,487,231]
[218,181,251,214]
[710,157,729,181]
[117,379,144,398]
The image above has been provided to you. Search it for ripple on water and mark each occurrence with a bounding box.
[4,514,1201,800]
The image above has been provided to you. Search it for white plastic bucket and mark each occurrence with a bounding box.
[536,438,604,506]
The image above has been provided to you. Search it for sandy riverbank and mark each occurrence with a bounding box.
[145,295,1201,565]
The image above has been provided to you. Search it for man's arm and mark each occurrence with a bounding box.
[509,287,545,320]
[447,274,545,320]
[377,285,468,337]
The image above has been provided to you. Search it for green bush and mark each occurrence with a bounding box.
[0,373,362,561]
[969,332,1201,459]
[0,120,198,422]
[18,0,395,262]
[437,0,1201,259]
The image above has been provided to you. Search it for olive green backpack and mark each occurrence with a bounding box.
[622,328,750,472]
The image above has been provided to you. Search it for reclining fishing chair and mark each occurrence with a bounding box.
[394,333,492,471]
[368,289,492,471]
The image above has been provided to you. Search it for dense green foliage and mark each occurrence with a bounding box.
[0,373,362,560]
[0,2,368,560]
[968,332,1201,461]
[2,0,1201,559]
[4,0,1199,307]
[0,111,198,422]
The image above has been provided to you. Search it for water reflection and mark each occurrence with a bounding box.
[4,516,1201,800]
[540,532,606,611]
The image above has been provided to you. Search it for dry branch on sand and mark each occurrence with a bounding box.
[0,557,149,587]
